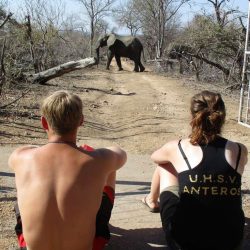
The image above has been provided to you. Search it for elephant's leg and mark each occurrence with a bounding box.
[137,53,145,72]
[106,50,114,70]
[115,54,123,71]
[133,60,139,72]
[139,62,145,72]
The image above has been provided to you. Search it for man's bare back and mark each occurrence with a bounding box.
[9,91,127,250]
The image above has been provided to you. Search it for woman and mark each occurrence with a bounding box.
[142,91,248,250]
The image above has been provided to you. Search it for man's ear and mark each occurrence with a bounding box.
[79,114,84,126]
[41,116,49,130]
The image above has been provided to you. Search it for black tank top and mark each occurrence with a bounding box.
[171,136,245,250]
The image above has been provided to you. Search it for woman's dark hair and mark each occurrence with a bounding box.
[189,90,226,145]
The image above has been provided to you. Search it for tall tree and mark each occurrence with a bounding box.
[118,0,190,59]
[172,0,246,82]
[114,1,142,36]
[0,1,10,95]
[76,0,116,56]
[21,0,66,71]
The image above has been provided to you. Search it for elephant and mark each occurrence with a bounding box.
[95,33,145,72]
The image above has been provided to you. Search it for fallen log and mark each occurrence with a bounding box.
[27,57,97,84]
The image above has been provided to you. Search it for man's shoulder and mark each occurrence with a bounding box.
[8,145,39,169]
[88,146,126,170]
[12,145,39,156]
[77,146,111,163]
[78,145,107,159]
[78,144,126,171]
[79,146,121,158]
[90,148,114,160]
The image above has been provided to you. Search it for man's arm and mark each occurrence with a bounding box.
[8,145,38,170]
[96,146,127,172]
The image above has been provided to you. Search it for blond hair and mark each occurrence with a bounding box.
[41,90,83,135]
[189,91,226,145]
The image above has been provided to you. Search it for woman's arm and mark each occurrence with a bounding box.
[151,140,177,165]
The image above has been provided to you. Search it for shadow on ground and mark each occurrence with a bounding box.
[106,218,250,250]
[244,217,250,249]
[0,171,15,177]
[106,225,167,250]
[242,189,250,194]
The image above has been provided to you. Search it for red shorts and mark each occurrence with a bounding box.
[82,144,114,250]
[93,185,114,250]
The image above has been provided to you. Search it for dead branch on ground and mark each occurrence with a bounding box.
[0,88,31,109]
[27,57,97,84]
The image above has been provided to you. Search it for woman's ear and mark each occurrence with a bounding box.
[41,116,49,130]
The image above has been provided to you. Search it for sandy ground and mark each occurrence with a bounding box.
[0,60,250,249]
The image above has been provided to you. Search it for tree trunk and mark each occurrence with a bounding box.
[90,19,94,57]
[25,15,40,73]
[27,57,97,84]
[0,37,6,95]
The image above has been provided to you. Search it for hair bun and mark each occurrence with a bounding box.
[208,111,223,123]
[190,91,226,144]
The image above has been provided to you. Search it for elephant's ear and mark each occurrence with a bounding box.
[107,34,116,47]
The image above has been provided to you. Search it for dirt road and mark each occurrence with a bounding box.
[0,61,250,249]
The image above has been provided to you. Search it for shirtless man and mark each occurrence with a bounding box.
[9,90,127,250]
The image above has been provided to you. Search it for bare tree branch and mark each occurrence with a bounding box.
[76,0,116,56]
[0,12,13,29]
[186,52,230,76]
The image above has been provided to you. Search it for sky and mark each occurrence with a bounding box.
[7,0,249,14]
[180,0,248,21]
[5,0,250,33]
